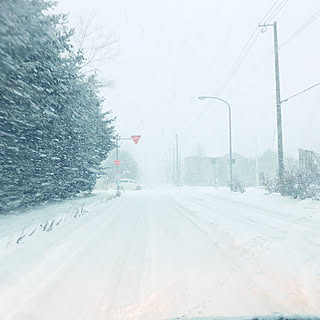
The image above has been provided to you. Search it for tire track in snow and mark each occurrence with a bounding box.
[174,197,318,314]
[173,201,284,313]
[95,206,149,320]
[182,193,320,312]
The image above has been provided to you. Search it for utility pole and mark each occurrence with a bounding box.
[259,21,284,192]
[176,134,179,186]
[255,137,259,186]
[169,145,176,184]
[173,146,176,184]
[273,21,284,190]
[115,136,120,192]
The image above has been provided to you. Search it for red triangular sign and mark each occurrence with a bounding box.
[114,160,120,167]
[131,135,141,144]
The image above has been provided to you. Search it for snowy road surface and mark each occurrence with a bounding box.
[0,187,319,320]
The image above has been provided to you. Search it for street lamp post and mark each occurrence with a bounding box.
[198,96,233,191]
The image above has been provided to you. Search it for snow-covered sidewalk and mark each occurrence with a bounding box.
[0,190,116,251]
[0,187,319,320]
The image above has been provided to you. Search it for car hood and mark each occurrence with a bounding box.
[163,314,320,320]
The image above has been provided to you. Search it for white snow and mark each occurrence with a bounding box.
[0,187,319,320]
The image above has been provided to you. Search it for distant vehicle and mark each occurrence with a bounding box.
[119,179,142,190]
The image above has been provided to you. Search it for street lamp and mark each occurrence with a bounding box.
[198,96,233,191]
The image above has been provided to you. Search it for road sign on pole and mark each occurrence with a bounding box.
[114,160,120,167]
[131,135,141,144]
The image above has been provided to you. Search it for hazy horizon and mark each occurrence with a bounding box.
[56,0,320,182]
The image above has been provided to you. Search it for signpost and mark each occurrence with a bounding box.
[115,135,141,192]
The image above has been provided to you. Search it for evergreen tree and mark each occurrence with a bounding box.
[0,0,115,212]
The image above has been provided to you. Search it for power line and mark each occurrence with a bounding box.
[280,8,320,48]
[264,0,289,24]
[216,29,262,95]
[216,0,289,96]
[181,0,290,135]
[260,0,283,24]
[281,81,320,103]
[246,7,320,78]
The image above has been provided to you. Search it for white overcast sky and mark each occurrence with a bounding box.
[56,0,320,181]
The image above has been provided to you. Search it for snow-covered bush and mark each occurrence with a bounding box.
[266,167,320,200]
[264,177,280,194]
[232,176,246,193]
[282,168,320,200]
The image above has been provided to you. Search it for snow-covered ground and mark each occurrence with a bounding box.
[0,187,319,320]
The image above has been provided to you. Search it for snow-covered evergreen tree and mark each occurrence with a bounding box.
[0,0,115,212]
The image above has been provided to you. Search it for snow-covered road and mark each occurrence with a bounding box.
[0,187,319,320]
